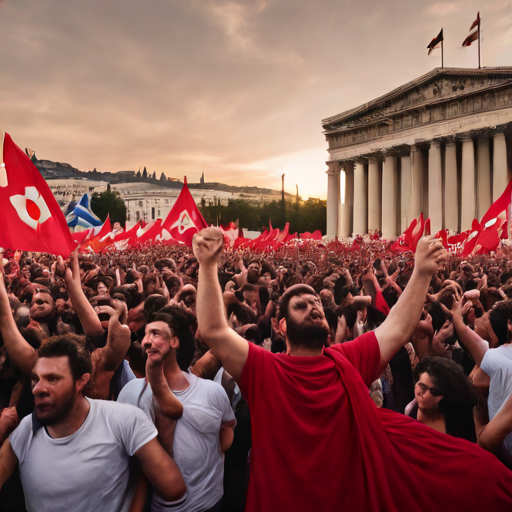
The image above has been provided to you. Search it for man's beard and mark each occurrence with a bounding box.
[35,387,75,426]
[247,269,260,284]
[285,315,329,351]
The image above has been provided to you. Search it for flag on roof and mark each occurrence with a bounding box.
[462,12,480,47]
[0,132,76,256]
[427,29,443,55]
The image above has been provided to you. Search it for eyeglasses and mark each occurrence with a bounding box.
[415,381,441,397]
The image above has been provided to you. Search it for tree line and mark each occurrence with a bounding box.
[199,198,327,234]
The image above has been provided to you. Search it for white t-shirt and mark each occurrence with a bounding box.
[480,344,512,419]
[118,372,235,512]
[10,398,157,512]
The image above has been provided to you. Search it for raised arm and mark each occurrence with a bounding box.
[0,262,37,376]
[95,301,132,372]
[134,437,186,504]
[451,296,489,366]
[57,253,104,338]
[193,228,248,382]
[375,237,446,371]
[0,440,18,491]
[477,390,512,455]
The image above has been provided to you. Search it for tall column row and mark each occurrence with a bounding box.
[327,131,509,238]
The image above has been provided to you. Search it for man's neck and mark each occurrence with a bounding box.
[286,343,323,357]
[163,360,190,391]
[46,395,90,439]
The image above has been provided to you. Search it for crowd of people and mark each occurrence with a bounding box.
[2,229,512,510]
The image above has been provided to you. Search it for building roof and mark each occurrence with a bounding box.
[322,67,512,129]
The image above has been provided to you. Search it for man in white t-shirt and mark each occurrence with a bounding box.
[118,306,236,512]
[0,335,186,512]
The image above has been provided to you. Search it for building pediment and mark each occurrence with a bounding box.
[322,67,512,133]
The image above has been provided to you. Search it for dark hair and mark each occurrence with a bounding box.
[154,306,196,370]
[414,356,481,442]
[143,294,167,323]
[277,284,317,322]
[489,299,512,346]
[38,334,92,381]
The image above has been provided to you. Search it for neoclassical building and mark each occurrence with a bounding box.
[323,67,512,239]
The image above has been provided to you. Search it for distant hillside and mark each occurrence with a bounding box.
[28,150,292,197]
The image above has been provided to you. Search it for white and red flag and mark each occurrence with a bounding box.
[462,12,480,47]
[162,177,207,246]
[0,132,76,256]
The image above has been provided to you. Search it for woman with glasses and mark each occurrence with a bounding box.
[407,356,482,442]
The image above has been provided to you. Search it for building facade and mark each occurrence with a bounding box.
[323,67,512,239]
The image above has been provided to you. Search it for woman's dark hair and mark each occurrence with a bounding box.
[413,356,482,442]
[154,306,196,371]
[38,334,92,382]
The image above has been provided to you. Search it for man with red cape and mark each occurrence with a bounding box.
[193,229,512,512]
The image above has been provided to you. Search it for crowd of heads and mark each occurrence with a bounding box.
[3,235,512,508]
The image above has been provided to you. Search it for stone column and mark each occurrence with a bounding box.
[343,162,354,237]
[493,132,508,201]
[410,146,423,220]
[444,141,458,233]
[353,159,367,236]
[326,163,340,237]
[382,154,396,239]
[477,136,491,218]
[428,141,443,234]
[401,153,412,231]
[461,137,476,231]
[368,157,381,232]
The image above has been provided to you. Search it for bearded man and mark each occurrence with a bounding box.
[0,335,186,512]
[193,227,512,512]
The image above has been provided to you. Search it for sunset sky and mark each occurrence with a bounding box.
[1,0,511,199]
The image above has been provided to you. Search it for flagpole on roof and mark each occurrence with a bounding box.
[478,14,481,69]
[441,37,444,68]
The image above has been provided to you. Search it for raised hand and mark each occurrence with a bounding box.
[192,227,224,267]
[414,236,447,277]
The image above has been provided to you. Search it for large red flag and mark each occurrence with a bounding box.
[481,180,512,226]
[0,132,76,256]
[161,177,207,247]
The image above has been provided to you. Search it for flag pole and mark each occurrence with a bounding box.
[441,38,444,68]
[478,16,481,69]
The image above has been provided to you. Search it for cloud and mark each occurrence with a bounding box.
[1,0,511,203]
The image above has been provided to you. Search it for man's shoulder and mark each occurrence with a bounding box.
[186,372,231,405]
[10,413,32,445]
[90,396,150,419]
[117,378,149,402]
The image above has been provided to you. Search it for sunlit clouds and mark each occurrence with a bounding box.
[1,0,511,199]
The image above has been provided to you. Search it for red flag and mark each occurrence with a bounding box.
[462,12,480,47]
[0,132,76,256]
[115,222,141,242]
[276,223,290,243]
[136,219,162,245]
[481,180,512,226]
[434,229,448,249]
[72,229,91,245]
[161,177,207,247]
[427,29,443,55]
[88,215,111,242]
[424,218,431,236]
[461,219,482,257]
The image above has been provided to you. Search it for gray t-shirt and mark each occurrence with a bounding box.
[10,397,157,512]
[118,372,235,512]
[480,344,512,419]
